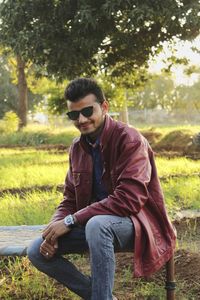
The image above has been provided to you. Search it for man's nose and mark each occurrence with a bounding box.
[78,113,88,123]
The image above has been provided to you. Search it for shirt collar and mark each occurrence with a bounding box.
[86,136,100,149]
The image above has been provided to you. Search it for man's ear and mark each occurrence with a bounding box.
[101,100,109,115]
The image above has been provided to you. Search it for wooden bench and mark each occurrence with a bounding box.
[0,224,176,299]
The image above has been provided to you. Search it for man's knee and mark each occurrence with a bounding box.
[27,237,43,263]
[85,215,112,244]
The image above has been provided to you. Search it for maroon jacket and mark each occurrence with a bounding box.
[52,115,176,277]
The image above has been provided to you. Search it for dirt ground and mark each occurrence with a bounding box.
[114,216,200,299]
[114,248,200,299]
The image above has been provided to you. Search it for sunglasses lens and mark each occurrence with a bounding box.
[66,106,94,120]
[67,111,79,120]
[81,106,93,118]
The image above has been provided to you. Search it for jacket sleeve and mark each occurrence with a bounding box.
[74,138,152,225]
[51,151,76,222]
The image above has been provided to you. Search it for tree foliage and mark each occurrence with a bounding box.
[132,75,175,109]
[129,71,200,113]
[0,0,200,80]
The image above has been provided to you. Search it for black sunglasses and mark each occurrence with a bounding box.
[66,106,94,121]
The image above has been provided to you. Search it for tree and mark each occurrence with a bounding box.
[0,54,18,118]
[0,0,200,124]
[0,0,200,80]
[175,78,200,113]
[0,52,42,120]
[130,75,175,110]
[16,55,28,128]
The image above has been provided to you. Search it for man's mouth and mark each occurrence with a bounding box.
[78,123,92,130]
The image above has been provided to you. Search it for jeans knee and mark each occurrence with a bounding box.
[85,215,111,246]
[27,237,43,264]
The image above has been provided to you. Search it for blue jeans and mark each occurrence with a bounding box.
[27,215,134,300]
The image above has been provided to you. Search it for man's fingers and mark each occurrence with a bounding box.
[44,235,54,244]
[42,226,51,239]
[54,240,58,249]
[42,219,69,243]
[40,239,57,258]
[42,250,53,259]
[50,233,57,244]
[43,229,57,243]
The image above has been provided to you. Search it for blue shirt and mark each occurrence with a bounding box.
[86,138,108,201]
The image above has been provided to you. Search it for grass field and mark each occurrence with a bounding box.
[0,124,200,299]
[0,151,200,222]
[0,125,79,147]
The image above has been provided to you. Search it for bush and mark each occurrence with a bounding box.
[0,111,19,133]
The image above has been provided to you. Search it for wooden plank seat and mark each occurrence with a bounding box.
[0,225,45,256]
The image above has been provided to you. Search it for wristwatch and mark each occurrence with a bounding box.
[64,214,76,228]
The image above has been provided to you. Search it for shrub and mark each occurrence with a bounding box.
[1,111,19,133]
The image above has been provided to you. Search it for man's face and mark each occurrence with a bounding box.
[67,94,109,136]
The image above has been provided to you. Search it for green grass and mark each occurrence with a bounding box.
[0,123,199,148]
[1,149,200,213]
[0,177,199,226]
[139,124,200,134]
[0,190,62,225]
[0,255,190,300]
[0,149,68,189]
[1,149,200,190]
[0,163,67,190]
[162,177,200,212]
[0,148,68,166]
[0,144,200,299]
[0,257,78,300]
[156,157,200,177]
[0,254,167,300]
[0,125,79,147]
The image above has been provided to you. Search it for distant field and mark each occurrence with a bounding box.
[138,124,200,133]
[0,149,200,225]
[0,123,199,147]
[0,125,79,146]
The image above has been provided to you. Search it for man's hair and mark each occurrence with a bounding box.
[64,78,105,103]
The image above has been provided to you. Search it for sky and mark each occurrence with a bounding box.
[149,36,200,86]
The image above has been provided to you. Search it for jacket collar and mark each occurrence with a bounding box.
[99,114,117,151]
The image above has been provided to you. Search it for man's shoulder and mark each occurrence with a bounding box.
[72,136,81,144]
[69,136,81,152]
[114,120,144,144]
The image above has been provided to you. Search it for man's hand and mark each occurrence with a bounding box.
[42,219,71,244]
[40,239,58,259]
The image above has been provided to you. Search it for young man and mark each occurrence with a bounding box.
[28,78,176,300]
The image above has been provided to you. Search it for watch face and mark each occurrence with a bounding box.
[64,215,74,227]
[65,217,71,225]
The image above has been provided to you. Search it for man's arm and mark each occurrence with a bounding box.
[51,153,77,222]
[41,152,77,255]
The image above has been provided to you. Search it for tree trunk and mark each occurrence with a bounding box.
[17,55,28,129]
[119,90,129,124]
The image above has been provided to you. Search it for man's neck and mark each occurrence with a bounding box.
[86,120,105,143]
